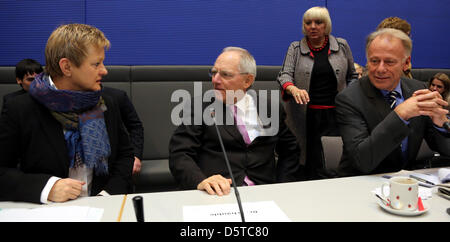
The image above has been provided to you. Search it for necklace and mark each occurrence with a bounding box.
[307,35,329,52]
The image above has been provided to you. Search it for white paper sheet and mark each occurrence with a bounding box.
[0,206,104,222]
[183,201,291,222]
[438,168,450,183]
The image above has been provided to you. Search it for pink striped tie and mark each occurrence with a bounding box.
[244,175,255,186]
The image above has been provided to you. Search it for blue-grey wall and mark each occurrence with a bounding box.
[0,0,449,68]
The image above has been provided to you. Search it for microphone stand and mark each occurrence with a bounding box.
[211,109,246,222]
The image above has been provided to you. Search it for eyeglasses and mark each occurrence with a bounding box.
[208,68,248,80]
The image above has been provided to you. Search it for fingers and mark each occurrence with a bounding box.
[419,108,449,117]
[48,178,85,202]
[197,175,232,196]
[288,86,309,104]
[132,157,142,174]
[417,99,449,109]
[397,90,449,121]
[415,90,443,102]
[412,89,431,97]
[296,90,310,104]
[407,89,449,127]
[419,108,449,127]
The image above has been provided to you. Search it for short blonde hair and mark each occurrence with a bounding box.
[302,6,332,36]
[45,23,110,77]
[366,28,412,59]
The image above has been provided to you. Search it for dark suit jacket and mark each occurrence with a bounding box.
[102,87,144,159]
[335,76,450,176]
[169,93,301,189]
[0,93,134,203]
[1,89,26,116]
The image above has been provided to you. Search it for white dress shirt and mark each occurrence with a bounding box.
[232,92,265,142]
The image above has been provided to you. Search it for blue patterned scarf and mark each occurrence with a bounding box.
[29,73,110,175]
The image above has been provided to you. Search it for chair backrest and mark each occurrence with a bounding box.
[321,137,436,171]
[416,140,439,168]
[321,136,343,170]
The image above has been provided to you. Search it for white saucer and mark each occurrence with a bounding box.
[376,198,430,216]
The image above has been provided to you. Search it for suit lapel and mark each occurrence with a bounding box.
[360,77,405,163]
[253,91,272,145]
[102,95,114,142]
[224,106,248,146]
[360,77,391,126]
[33,101,70,172]
[215,101,246,146]
[255,91,271,128]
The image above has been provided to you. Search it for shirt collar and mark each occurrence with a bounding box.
[380,80,403,98]
[234,92,250,112]
[48,75,58,89]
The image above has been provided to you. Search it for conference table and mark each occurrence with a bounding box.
[1,168,449,222]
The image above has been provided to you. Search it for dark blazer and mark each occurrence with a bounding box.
[1,89,26,116]
[335,76,450,176]
[102,87,144,159]
[0,93,134,203]
[169,93,301,189]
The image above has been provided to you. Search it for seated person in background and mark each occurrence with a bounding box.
[1,58,43,115]
[102,86,144,174]
[335,28,450,176]
[169,47,300,195]
[376,16,413,79]
[0,23,134,204]
[428,72,450,111]
[354,63,366,79]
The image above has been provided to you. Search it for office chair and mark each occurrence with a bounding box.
[320,136,343,171]
[416,140,442,168]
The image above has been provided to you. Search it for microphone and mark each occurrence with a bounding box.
[444,122,450,132]
[210,108,246,222]
[132,195,145,222]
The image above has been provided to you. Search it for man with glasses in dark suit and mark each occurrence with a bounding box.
[169,47,301,196]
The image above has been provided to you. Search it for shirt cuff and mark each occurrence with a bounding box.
[40,176,61,204]
[399,117,410,126]
[434,125,449,133]
[97,190,111,196]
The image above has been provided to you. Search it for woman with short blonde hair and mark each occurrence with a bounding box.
[277,6,357,180]
[45,23,110,78]
[302,6,332,36]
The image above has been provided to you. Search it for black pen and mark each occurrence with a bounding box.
[410,175,435,186]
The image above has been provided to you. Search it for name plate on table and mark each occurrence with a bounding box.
[183,201,290,222]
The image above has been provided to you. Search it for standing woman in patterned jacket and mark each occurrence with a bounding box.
[277,6,358,180]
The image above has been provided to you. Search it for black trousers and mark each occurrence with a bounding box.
[305,107,339,180]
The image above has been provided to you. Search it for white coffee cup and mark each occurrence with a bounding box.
[381,176,419,210]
